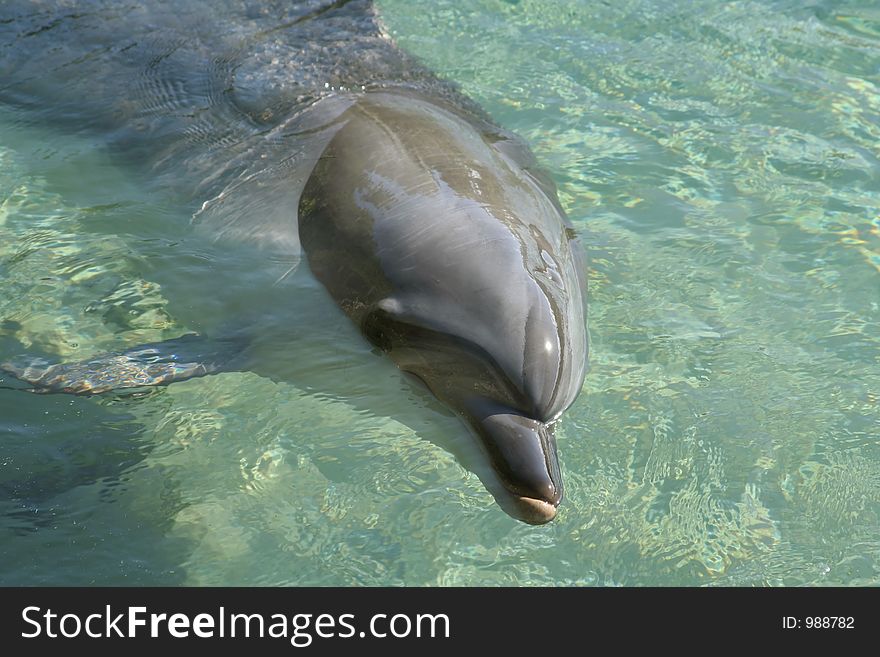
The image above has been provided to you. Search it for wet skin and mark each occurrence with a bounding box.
[0,1,588,523]
[298,91,587,523]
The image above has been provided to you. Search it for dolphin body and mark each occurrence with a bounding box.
[0,0,588,523]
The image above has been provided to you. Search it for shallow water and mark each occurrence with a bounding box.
[1,0,878,586]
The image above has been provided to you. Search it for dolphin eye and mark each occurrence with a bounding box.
[361,306,396,351]
[360,303,531,414]
[360,296,421,351]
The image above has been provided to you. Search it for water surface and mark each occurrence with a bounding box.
[1,0,879,585]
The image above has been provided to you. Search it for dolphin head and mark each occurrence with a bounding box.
[298,90,587,523]
[359,260,582,524]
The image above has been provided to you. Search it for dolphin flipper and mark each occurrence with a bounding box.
[1,333,248,395]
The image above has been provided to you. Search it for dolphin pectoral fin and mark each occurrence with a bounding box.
[1,333,249,395]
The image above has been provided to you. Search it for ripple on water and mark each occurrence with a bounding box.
[1,0,879,585]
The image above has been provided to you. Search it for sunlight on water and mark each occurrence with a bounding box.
[1,0,878,585]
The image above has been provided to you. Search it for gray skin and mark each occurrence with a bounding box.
[0,0,588,523]
[298,91,587,522]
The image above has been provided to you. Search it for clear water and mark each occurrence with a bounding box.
[1,0,879,586]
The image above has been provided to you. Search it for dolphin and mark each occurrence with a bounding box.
[0,0,588,523]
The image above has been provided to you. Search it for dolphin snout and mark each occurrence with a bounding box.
[472,410,563,524]
[513,496,559,524]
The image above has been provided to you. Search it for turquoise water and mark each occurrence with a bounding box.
[1,0,879,585]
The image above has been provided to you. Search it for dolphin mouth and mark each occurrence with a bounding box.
[463,401,565,523]
[509,495,559,525]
